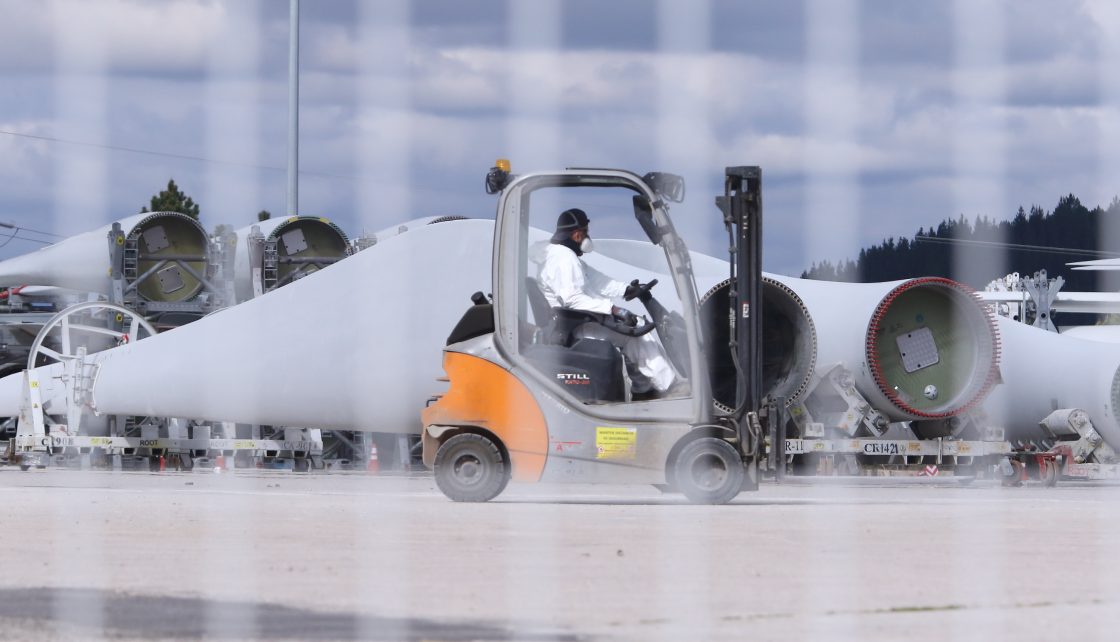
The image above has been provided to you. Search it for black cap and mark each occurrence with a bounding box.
[551,208,590,243]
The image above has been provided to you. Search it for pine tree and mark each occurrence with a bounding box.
[257,210,272,222]
[142,179,200,220]
[803,193,1105,292]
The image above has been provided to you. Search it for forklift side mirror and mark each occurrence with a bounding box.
[632,195,664,245]
[642,172,686,203]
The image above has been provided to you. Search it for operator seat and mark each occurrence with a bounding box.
[523,277,625,402]
[525,276,556,340]
[526,277,610,347]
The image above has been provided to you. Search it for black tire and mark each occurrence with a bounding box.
[673,437,744,505]
[434,433,509,502]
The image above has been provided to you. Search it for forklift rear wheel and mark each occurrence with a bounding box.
[674,438,744,505]
[434,433,510,502]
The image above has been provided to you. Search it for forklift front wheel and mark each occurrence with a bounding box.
[674,438,744,505]
[434,433,510,502]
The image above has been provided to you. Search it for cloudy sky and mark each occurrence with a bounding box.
[1,0,1119,276]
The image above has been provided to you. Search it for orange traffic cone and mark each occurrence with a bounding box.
[368,441,380,474]
[215,454,226,472]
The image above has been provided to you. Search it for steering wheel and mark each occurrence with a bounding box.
[624,279,658,302]
[600,312,658,337]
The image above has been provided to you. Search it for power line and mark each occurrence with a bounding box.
[0,220,62,245]
[0,228,53,249]
[16,226,63,238]
[0,228,18,250]
[0,222,63,239]
[0,233,52,247]
[914,235,1120,259]
[0,128,359,181]
[0,128,480,199]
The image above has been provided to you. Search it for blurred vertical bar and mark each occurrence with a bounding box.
[803,0,859,279]
[503,0,562,627]
[49,0,108,636]
[50,1,108,234]
[357,0,411,232]
[205,0,262,240]
[950,5,1008,636]
[288,0,300,218]
[953,0,1008,288]
[509,0,561,168]
[1096,6,1120,290]
[356,3,414,639]
[1091,6,1120,626]
[202,1,263,638]
[802,0,861,637]
[654,2,714,637]
[656,0,711,247]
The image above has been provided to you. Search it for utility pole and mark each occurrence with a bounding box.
[287,0,300,218]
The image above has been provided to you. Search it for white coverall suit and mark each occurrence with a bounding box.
[537,243,677,393]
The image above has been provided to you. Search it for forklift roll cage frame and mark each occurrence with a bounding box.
[490,168,715,425]
[422,164,766,503]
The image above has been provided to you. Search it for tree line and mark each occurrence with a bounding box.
[801,194,1120,291]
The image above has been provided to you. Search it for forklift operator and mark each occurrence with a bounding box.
[537,208,681,397]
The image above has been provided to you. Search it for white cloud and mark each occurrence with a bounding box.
[0,0,1117,272]
[1079,0,1120,39]
[0,0,227,73]
[0,119,53,198]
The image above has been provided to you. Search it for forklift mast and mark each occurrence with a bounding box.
[716,167,763,449]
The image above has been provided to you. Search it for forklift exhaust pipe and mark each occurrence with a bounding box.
[0,212,209,303]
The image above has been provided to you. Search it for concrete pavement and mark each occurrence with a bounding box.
[0,469,1118,640]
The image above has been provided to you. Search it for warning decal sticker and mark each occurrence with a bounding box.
[595,426,637,460]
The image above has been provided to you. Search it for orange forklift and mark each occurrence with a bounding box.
[421,163,771,503]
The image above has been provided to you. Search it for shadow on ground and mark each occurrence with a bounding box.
[0,588,584,641]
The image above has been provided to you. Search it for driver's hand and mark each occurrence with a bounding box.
[624,280,642,301]
[611,306,638,327]
[624,279,654,303]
